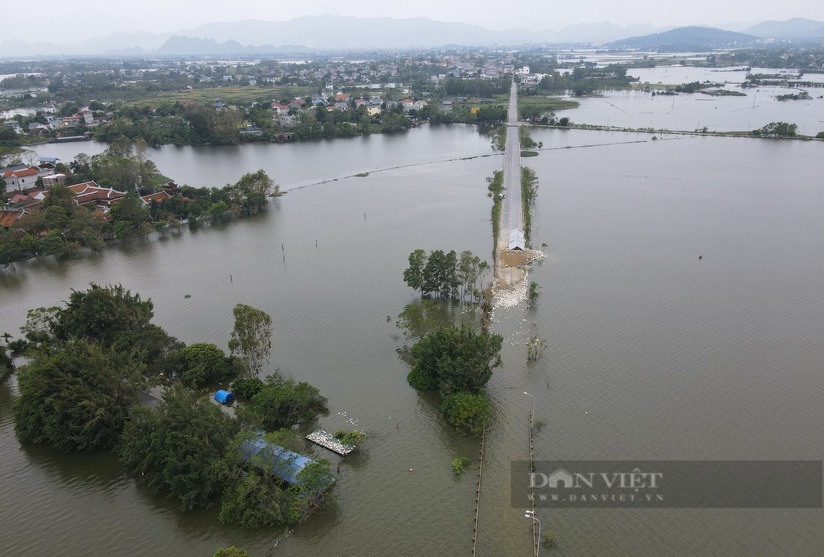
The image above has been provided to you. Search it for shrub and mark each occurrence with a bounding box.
[442,391,491,435]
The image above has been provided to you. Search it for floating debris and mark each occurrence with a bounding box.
[306,430,354,456]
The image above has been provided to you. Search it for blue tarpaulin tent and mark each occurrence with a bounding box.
[214,390,235,404]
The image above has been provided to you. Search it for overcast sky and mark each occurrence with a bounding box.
[5,0,824,42]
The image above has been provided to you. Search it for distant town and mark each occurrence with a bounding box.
[1,38,822,262]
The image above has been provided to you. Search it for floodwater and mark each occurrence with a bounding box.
[561,65,824,134]
[1,114,823,554]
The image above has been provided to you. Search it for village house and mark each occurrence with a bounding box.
[2,167,40,191]
[271,102,290,115]
[42,174,66,187]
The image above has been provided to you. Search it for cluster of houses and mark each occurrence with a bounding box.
[266,93,429,120]
[0,157,174,230]
[3,109,108,138]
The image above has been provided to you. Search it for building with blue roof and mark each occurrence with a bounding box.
[239,437,336,496]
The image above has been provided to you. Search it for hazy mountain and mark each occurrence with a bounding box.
[0,38,64,57]
[71,31,171,54]
[177,16,501,49]
[552,22,664,43]
[156,36,314,56]
[743,18,823,40]
[0,16,817,58]
[609,26,757,50]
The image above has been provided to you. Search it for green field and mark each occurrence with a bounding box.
[123,86,314,108]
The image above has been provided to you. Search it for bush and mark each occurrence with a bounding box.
[542,531,557,548]
[237,372,328,431]
[442,392,491,435]
[334,429,368,450]
[231,377,264,400]
[451,456,469,475]
[177,343,236,389]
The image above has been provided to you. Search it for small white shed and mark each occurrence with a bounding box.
[508,229,525,251]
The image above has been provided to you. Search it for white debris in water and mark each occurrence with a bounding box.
[493,278,528,309]
[492,249,547,310]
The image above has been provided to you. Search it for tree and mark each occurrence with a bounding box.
[118,384,240,510]
[110,191,150,237]
[238,372,329,431]
[442,391,491,435]
[422,249,446,297]
[408,325,503,396]
[230,376,264,400]
[236,169,276,197]
[0,342,13,379]
[177,343,237,388]
[287,460,336,520]
[54,283,154,347]
[228,304,272,378]
[760,121,797,137]
[13,339,146,451]
[218,429,326,528]
[42,183,76,212]
[403,249,427,295]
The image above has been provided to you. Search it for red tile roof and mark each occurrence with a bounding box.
[3,167,38,179]
[141,191,170,204]
[68,181,126,206]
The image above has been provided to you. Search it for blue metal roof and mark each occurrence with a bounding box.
[239,438,335,491]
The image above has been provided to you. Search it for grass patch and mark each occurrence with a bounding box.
[518,96,580,112]
[488,170,504,261]
[355,172,369,177]
[521,151,539,157]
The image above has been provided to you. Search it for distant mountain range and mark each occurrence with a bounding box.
[608,26,759,50]
[743,18,824,39]
[0,16,821,58]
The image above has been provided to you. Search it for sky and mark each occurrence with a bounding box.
[4,0,823,42]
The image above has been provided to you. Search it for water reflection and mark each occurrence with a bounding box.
[19,442,127,493]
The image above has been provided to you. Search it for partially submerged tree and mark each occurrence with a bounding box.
[228,304,272,378]
[176,342,237,388]
[407,325,503,396]
[14,339,146,451]
[118,384,240,510]
[238,372,329,431]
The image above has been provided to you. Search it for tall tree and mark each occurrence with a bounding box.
[14,339,146,451]
[118,384,239,510]
[407,325,503,396]
[402,249,427,295]
[228,304,272,378]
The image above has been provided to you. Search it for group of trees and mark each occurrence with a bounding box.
[399,248,501,435]
[0,140,277,266]
[532,64,636,96]
[8,284,333,528]
[751,121,798,138]
[91,99,417,146]
[402,249,490,300]
[406,325,502,435]
[151,169,277,229]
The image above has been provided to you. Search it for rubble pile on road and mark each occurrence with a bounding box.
[492,249,546,309]
[493,278,527,309]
